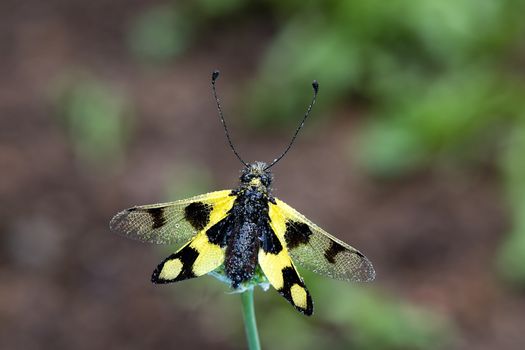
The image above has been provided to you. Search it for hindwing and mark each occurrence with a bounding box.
[258,243,313,316]
[151,228,227,284]
[258,226,313,315]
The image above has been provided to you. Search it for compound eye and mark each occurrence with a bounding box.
[261,175,270,186]
[241,174,253,183]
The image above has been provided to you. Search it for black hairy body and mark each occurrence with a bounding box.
[205,162,276,288]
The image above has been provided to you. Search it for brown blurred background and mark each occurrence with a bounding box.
[2,1,525,349]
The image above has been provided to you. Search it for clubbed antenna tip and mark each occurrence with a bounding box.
[312,80,319,93]
[212,70,220,82]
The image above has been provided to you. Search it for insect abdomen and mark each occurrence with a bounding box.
[225,221,259,288]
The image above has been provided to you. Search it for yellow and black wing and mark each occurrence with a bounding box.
[268,198,375,282]
[258,238,314,315]
[110,190,236,283]
[110,190,234,245]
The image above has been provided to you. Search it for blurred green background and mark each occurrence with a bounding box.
[1,0,525,349]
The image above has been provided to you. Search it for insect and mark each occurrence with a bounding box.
[110,71,375,315]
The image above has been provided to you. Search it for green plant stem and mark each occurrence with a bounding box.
[241,288,261,350]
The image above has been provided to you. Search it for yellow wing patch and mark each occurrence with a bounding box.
[190,232,224,276]
[258,250,291,290]
[158,259,183,280]
[290,284,308,309]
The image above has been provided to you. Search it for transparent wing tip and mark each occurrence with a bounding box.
[108,208,131,232]
[354,255,376,282]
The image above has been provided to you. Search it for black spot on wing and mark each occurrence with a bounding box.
[278,266,313,316]
[151,246,199,284]
[284,221,313,249]
[324,240,346,264]
[261,220,282,254]
[184,202,212,230]
[148,208,166,229]
[206,214,233,247]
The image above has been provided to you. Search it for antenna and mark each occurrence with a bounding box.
[211,70,248,167]
[265,80,319,170]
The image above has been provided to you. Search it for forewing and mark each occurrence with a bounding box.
[269,198,375,282]
[109,190,235,245]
